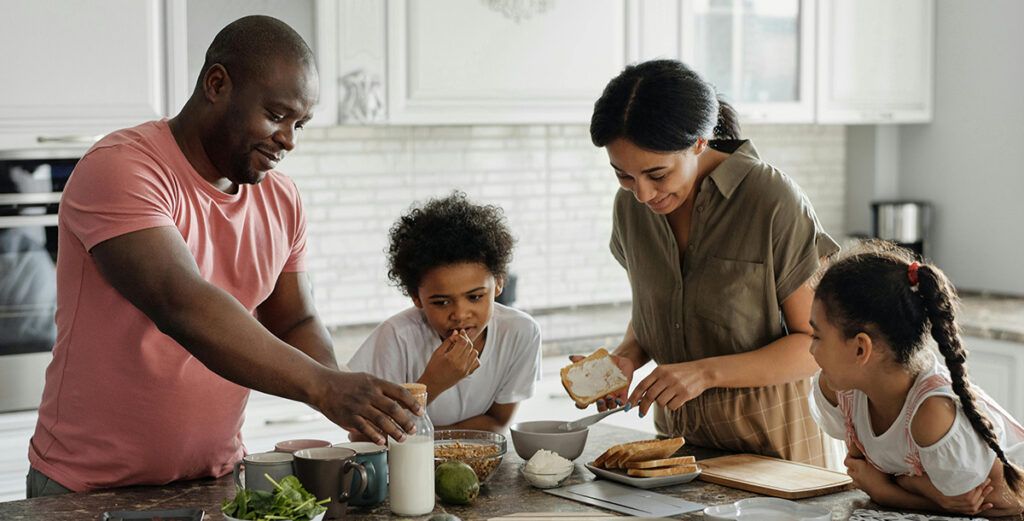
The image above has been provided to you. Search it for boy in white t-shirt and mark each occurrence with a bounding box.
[348,192,541,432]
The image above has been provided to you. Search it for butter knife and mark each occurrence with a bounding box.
[558,405,627,432]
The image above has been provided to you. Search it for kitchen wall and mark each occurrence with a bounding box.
[846,0,1024,296]
[284,124,846,328]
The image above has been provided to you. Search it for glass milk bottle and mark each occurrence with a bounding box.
[388,383,434,516]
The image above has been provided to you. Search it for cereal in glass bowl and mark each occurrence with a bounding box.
[434,430,506,484]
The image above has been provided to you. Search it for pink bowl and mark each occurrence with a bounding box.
[274,439,331,454]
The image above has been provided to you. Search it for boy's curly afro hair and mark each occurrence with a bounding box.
[387,191,515,297]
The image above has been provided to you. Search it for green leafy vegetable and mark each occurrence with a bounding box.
[221,474,329,521]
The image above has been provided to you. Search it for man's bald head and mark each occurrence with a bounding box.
[196,15,316,92]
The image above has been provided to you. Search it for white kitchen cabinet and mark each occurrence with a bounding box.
[681,0,816,123]
[180,0,339,127]
[337,0,635,125]
[816,0,933,124]
[0,0,183,151]
[963,336,1024,422]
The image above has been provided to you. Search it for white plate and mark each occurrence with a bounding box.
[703,497,831,521]
[583,462,701,489]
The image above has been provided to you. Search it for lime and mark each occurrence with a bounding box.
[435,461,480,505]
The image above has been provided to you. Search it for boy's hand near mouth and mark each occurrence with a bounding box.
[419,329,481,403]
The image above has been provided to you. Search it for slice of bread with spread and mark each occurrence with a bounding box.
[560,348,629,407]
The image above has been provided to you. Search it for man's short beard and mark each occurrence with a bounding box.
[232,151,264,185]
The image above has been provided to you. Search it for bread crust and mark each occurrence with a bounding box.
[624,455,696,469]
[560,348,629,407]
[626,463,699,477]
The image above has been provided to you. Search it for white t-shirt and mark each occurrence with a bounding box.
[347,303,542,427]
[809,352,1024,496]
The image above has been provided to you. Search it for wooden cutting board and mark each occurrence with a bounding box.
[698,454,853,499]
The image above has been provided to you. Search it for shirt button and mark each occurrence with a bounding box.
[674,323,681,329]
[697,205,705,212]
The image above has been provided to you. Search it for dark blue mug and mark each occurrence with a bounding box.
[333,442,388,507]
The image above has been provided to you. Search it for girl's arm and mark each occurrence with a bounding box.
[896,474,995,515]
[903,396,1019,516]
[437,402,517,433]
[898,459,1022,517]
[845,454,941,511]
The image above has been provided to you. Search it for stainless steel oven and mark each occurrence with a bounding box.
[0,153,77,412]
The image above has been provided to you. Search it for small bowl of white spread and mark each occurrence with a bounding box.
[520,449,574,489]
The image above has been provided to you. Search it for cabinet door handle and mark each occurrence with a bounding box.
[264,413,320,425]
[36,134,104,144]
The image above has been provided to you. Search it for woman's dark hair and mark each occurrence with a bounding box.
[387,191,515,297]
[815,240,1023,497]
[590,59,741,152]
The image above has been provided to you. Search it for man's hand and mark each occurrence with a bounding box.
[419,330,480,399]
[568,353,635,412]
[315,371,422,445]
[626,361,710,416]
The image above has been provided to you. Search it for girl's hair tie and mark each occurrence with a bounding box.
[908,261,920,287]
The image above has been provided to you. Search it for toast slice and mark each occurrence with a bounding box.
[626,463,699,478]
[593,437,685,469]
[593,444,625,468]
[610,437,685,469]
[624,455,696,469]
[560,348,629,407]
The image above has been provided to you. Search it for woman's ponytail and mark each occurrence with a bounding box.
[917,265,1024,497]
[713,98,741,140]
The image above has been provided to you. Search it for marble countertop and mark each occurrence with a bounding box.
[959,293,1024,343]
[6,423,1018,520]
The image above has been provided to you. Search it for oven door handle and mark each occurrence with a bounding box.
[0,214,58,229]
[36,134,104,144]
[0,193,62,205]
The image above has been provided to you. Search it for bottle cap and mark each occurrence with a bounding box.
[402,382,428,407]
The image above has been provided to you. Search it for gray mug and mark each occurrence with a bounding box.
[332,442,388,507]
[294,447,368,520]
[232,451,295,493]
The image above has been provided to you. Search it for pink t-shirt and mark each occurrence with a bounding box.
[29,120,308,491]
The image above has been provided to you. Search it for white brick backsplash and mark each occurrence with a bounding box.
[281,124,845,327]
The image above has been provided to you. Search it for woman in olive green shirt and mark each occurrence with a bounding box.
[585,60,839,465]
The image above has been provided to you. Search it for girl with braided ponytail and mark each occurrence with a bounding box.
[808,241,1024,517]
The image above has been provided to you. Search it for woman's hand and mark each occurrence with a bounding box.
[419,330,480,399]
[626,361,710,416]
[568,353,635,411]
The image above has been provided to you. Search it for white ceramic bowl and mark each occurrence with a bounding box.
[509,421,589,461]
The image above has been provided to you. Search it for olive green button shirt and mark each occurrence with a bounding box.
[610,140,840,464]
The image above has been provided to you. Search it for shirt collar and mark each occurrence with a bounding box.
[706,140,760,199]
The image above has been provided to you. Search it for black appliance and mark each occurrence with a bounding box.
[0,155,77,412]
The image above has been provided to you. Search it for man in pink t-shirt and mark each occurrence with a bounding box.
[27,16,422,496]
